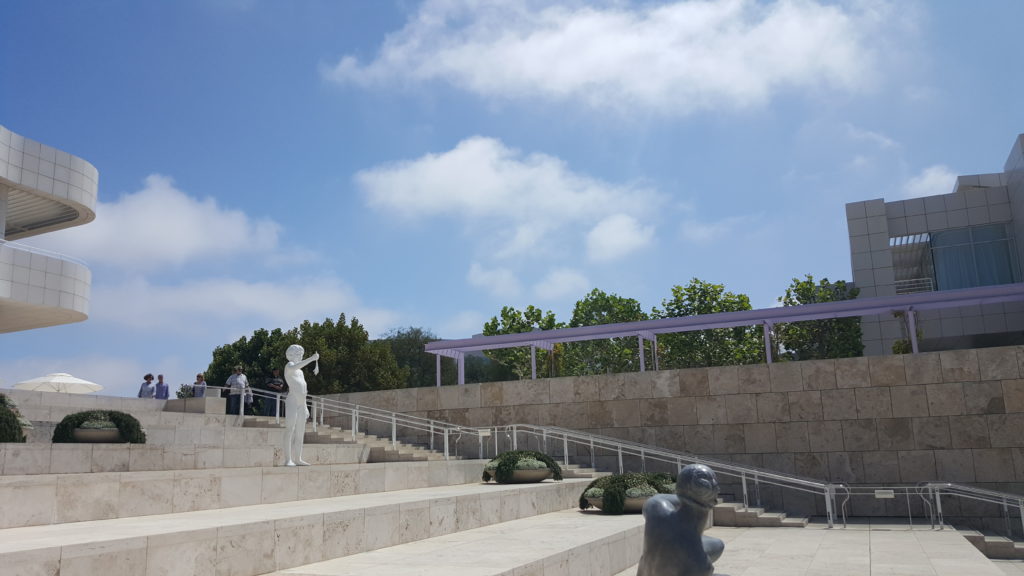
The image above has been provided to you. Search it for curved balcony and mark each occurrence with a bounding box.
[0,125,96,333]
[1,125,97,240]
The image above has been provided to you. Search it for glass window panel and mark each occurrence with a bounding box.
[974,242,1015,286]
[931,228,971,247]
[933,245,975,290]
[972,224,1008,242]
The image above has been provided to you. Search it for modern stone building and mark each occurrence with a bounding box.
[0,125,97,333]
[846,134,1024,355]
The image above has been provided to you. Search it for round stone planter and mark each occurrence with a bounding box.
[72,428,123,443]
[586,496,649,513]
[487,468,553,483]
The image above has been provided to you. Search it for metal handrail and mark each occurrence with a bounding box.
[924,482,1024,538]
[193,385,1024,535]
[504,423,842,527]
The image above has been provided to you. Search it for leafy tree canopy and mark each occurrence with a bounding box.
[776,275,863,360]
[652,278,763,368]
[207,314,408,395]
[562,288,650,375]
[482,305,563,379]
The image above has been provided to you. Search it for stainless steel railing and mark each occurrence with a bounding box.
[196,385,1023,535]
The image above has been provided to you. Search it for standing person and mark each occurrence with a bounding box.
[137,373,155,398]
[263,368,286,417]
[154,374,169,400]
[225,365,248,423]
[193,373,207,398]
[282,345,318,466]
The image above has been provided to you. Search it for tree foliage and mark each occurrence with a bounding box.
[381,326,515,387]
[562,288,650,375]
[775,275,863,360]
[482,305,563,379]
[207,314,408,395]
[653,278,763,369]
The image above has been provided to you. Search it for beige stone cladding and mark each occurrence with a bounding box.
[328,345,1024,496]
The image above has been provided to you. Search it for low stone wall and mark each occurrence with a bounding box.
[330,346,1024,523]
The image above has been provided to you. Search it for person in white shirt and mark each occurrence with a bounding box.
[225,365,248,424]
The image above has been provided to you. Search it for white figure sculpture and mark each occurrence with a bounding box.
[282,344,319,466]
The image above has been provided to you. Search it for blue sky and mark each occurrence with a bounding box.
[2,0,1023,396]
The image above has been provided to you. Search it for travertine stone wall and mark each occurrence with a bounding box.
[332,346,1024,491]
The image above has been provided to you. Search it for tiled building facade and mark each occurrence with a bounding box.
[846,134,1024,356]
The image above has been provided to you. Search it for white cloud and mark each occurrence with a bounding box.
[26,174,281,271]
[586,214,654,261]
[679,216,748,244]
[440,310,488,338]
[91,275,399,337]
[467,262,522,299]
[326,0,893,115]
[902,164,957,198]
[357,136,661,259]
[533,268,590,300]
[845,124,898,149]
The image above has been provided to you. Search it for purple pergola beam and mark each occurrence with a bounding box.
[426,283,1024,386]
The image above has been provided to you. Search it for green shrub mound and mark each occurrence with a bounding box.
[52,410,147,444]
[578,472,675,515]
[482,450,563,483]
[0,393,27,443]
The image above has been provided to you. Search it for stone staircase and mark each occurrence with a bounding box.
[0,389,637,576]
[711,500,811,528]
[957,528,1024,560]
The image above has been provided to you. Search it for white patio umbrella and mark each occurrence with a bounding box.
[14,373,103,394]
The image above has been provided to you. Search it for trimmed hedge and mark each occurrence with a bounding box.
[482,450,563,483]
[0,393,27,443]
[578,471,675,515]
[52,410,147,443]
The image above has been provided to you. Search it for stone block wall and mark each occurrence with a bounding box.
[330,346,1024,520]
[334,347,1023,483]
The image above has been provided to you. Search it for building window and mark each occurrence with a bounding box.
[931,224,1020,290]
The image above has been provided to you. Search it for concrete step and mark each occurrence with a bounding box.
[0,459,487,529]
[0,439,369,476]
[0,478,591,576]
[267,507,645,576]
[711,501,810,529]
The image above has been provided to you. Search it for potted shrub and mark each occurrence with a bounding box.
[0,393,30,443]
[579,472,675,514]
[52,410,147,444]
[482,450,563,483]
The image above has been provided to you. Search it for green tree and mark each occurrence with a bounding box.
[775,275,863,360]
[482,305,563,379]
[653,278,763,368]
[207,327,295,392]
[562,288,650,375]
[206,314,408,396]
[381,326,516,387]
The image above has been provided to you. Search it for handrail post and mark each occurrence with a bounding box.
[617,446,623,474]
[824,485,834,529]
[563,434,569,466]
[443,428,450,460]
[274,393,280,424]
[429,422,435,451]
[542,429,548,455]
[741,472,749,508]
[352,406,358,442]
[590,438,595,470]
[934,487,944,529]
[512,425,518,451]
[391,413,397,448]
[1018,499,1024,539]
[494,426,499,456]
[311,400,317,433]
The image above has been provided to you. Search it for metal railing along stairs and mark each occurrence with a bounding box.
[196,386,1024,536]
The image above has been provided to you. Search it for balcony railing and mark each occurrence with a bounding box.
[894,277,934,295]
